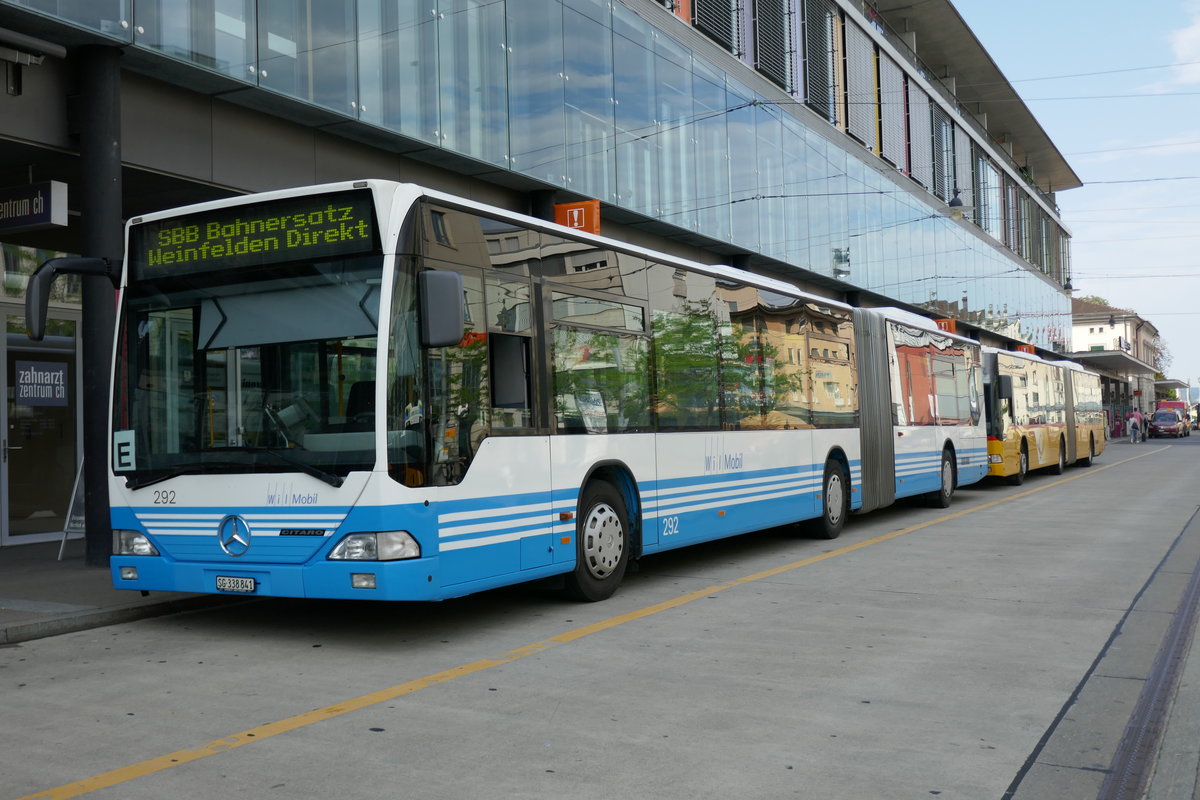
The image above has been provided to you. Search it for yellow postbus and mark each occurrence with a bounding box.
[983,348,1106,484]
[1057,359,1107,467]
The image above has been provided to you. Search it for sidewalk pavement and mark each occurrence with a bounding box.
[0,535,232,645]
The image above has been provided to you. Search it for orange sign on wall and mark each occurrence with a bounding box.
[1015,344,1036,354]
[934,318,957,334]
[554,199,601,235]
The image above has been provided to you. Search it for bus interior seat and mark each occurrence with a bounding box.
[346,381,376,423]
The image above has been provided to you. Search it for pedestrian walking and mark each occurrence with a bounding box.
[1129,409,1144,443]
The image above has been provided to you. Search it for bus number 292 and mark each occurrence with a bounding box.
[662,516,680,537]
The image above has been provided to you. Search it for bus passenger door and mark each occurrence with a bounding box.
[892,345,940,497]
[490,332,555,571]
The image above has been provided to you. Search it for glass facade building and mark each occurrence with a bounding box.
[0,0,1073,350]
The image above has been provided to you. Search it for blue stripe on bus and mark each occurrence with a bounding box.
[891,445,989,498]
[427,489,559,515]
[650,463,817,491]
[650,477,820,517]
[651,470,819,497]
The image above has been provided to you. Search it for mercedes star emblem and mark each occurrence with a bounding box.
[217,515,252,557]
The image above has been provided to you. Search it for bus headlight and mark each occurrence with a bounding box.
[328,531,420,561]
[113,530,160,556]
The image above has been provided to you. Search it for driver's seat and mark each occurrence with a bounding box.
[346,381,375,423]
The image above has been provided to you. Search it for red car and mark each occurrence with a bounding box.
[1149,410,1187,438]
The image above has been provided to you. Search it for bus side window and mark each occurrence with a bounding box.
[426,270,488,485]
[490,333,532,429]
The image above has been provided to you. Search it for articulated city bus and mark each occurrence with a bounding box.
[28,180,988,602]
[982,347,1106,484]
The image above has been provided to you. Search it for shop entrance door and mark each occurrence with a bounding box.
[2,311,80,546]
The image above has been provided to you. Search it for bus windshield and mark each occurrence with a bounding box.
[111,254,406,487]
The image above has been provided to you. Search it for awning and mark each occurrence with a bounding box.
[1068,350,1155,377]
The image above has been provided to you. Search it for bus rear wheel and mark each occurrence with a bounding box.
[812,460,847,540]
[1049,438,1067,474]
[564,481,630,602]
[927,450,955,508]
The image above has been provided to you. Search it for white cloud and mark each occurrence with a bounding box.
[1169,3,1200,84]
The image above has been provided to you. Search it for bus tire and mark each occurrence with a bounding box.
[1049,438,1067,474]
[1007,444,1028,486]
[928,450,955,508]
[1078,436,1095,467]
[812,459,847,540]
[564,481,630,602]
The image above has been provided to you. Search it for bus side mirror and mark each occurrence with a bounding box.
[418,270,465,348]
[997,375,1013,400]
[25,257,117,341]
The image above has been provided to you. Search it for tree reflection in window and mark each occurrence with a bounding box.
[552,327,649,433]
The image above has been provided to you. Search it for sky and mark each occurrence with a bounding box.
[953,0,1200,394]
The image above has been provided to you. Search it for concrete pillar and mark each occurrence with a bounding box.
[77,46,121,567]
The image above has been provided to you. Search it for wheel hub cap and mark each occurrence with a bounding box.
[583,502,623,579]
[827,475,844,525]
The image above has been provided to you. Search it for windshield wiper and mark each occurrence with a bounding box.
[123,460,248,490]
[123,452,344,490]
[125,468,195,490]
[244,447,345,487]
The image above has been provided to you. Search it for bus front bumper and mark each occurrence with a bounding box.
[110,556,443,601]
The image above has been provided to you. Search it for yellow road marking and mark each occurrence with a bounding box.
[18,446,1160,800]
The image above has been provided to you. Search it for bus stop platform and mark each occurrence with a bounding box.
[0,536,232,646]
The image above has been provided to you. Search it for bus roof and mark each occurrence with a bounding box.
[983,346,1100,377]
[128,179,995,340]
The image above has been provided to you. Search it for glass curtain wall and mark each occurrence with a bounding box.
[257,0,357,113]
[4,0,1071,350]
[136,0,255,77]
[3,0,126,33]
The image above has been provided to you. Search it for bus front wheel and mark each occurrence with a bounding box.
[564,482,630,602]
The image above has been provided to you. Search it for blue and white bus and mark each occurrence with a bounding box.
[28,180,987,601]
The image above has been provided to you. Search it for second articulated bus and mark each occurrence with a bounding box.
[982,347,1107,484]
[29,180,989,602]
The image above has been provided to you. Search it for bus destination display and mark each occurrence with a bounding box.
[129,189,380,279]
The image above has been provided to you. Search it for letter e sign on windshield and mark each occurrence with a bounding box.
[113,430,136,471]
